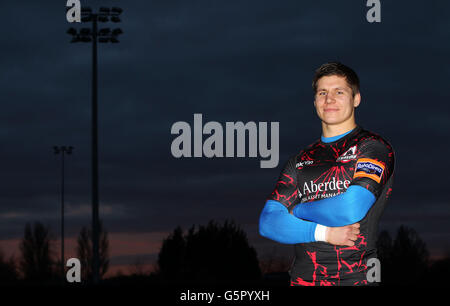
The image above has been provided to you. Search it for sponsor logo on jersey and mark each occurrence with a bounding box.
[296,160,314,168]
[303,177,350,193]
[298,177,350,202]
[336,145,357,162]
[353,158,384,183]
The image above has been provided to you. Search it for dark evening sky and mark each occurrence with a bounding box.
[1,0,449,275]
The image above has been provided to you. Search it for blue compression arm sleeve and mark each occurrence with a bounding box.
[292,185,376,227]
[259,200,317,244]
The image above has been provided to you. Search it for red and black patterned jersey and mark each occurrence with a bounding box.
[267,126,395,286]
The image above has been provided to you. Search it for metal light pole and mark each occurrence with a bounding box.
[54,145,73,281]
[67,6,123,284]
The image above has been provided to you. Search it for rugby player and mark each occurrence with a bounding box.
[259,62,395,286]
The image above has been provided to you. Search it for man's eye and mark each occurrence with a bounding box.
[319,92,326,96]
[337,91,344,94]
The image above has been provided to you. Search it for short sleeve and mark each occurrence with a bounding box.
[349,138,395,198]
[266,156,300,209]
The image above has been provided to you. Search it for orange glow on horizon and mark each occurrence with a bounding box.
[0,231,169,278]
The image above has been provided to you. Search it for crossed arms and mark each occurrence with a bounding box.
[258,185,375,245]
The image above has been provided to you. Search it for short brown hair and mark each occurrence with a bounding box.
[312,62,360,97]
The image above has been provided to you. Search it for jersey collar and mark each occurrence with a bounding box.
[320,126,361,145]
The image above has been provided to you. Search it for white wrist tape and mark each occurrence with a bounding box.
[315,224,328,242]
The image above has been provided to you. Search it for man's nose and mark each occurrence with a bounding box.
[325,93,336,104]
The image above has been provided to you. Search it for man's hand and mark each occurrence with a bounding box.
[326,223,360,246]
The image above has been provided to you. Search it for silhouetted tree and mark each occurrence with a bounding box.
[157,226,185,281]
[259,246,292,274]
[0,248,18,283]
[157,220,261,284]
[19,222,56,282]
[76,220,109,282]
[258,246,291,286]
[377,225,429,285]
[376,230,394,285]
[428,255,450,286]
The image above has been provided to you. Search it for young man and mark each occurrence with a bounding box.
[259,62,395,286]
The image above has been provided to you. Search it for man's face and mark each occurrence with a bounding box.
[314,75,361,126]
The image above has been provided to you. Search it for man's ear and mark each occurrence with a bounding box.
[353,92,361,107]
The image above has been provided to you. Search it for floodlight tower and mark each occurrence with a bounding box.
[53,145,73,281]
[66,6,123,284]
